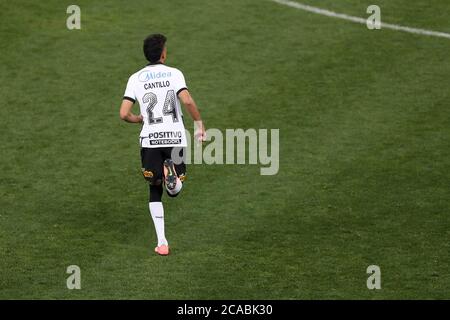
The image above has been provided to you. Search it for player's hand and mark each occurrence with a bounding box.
[194,121,206,143]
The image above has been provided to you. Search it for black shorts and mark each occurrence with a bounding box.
[140,147,186,185]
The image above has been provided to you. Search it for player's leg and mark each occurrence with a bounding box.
[163,147,186,197]
[141,148,169,255]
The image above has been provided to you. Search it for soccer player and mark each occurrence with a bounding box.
[119,34,205,256]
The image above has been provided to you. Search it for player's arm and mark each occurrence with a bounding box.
[119,99,143,124]
[178,90,206,141]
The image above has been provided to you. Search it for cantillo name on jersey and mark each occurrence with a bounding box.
[124,64,188,148]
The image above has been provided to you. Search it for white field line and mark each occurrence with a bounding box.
[270,0,450,40]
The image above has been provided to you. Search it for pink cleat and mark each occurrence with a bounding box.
[154,245,170,256]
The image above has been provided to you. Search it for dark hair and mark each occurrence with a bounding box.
[143,34,167,63]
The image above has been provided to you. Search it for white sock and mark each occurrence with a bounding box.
[166,178,183,195]
[149,202,168,246]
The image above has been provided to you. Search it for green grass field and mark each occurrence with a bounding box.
[0,0,449,299]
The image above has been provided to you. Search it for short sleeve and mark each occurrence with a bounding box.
[123,76,136,103]
[173,70,188,95]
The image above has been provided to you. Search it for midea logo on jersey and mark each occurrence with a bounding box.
[138,71,172,82]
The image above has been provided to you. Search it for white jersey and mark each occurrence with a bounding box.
[124,63,188,148]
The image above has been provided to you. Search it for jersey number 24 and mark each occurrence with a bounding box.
[142,90,179,125]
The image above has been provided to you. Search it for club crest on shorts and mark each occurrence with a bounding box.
[142,170,154,178]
